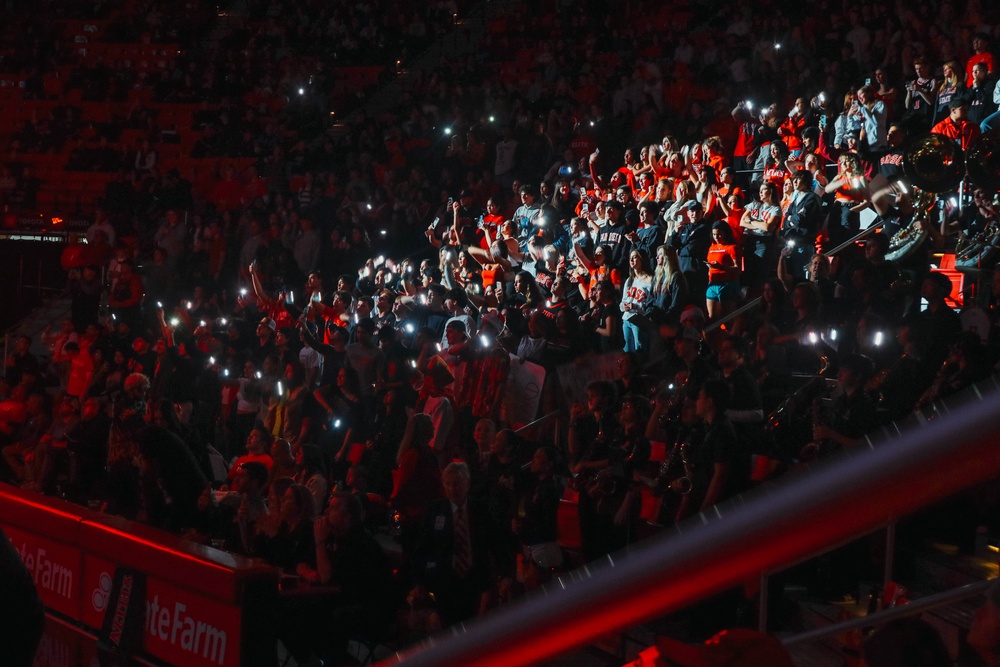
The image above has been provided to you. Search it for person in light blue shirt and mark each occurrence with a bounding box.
[856,84,888,158]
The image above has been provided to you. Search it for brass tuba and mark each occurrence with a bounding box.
[965,129,1000,192]
[886,134,965,262]
[955,130,1000,272]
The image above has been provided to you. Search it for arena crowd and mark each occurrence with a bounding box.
[3,0,1000,663]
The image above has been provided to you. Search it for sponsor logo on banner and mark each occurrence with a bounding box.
[2,524,80,617]
[82,555,241,667]
[98,568,146,659]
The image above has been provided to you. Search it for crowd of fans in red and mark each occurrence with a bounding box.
[3,0,1000,662]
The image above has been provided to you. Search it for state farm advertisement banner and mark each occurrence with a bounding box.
[2,524,81,619]
[83,555,242,667]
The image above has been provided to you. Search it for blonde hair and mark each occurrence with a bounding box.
[651,245,681,295]
[939,60,960,90]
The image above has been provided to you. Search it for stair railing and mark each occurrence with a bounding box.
[378,377,1000,667]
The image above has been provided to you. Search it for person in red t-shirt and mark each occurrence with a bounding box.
[731,101,758,177]
[719,191,745,245]
[703,136,729,173]
[761,141,790,192]
[778,99,807,157]
[228,426,275,482]
[577,245,623,300]
[705,221,741,321]
[477,197,506,249]
[966,33,995,88]
[716,167,744,201]
[931,99,981,150]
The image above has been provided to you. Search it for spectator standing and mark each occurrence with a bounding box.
[904,57,938,130]
[620,249,653,355]
[669,201,713,303]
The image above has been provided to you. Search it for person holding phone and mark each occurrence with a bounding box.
[620,249,653,355]
[903,57,937,127]
[833,92,863,152]
[704,222,741,321]
[855,84,888,167]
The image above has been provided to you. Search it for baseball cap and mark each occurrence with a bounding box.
[259,317,277,331]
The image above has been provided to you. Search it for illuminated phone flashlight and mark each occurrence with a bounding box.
[786,239,796,248]
[948,197,958,209]
[746,100,754,111]
[808,331,819,344]
[874,331,884,347]
[276,381,284,396]
[774,42,781,49]
[366,203,372,210]
[479,334,491,348]
[186,301,193,310]
[829,328,838,341]
[157,301,163,308]
[589,121,595,127]
[223,368,230,377]
[489,115,495,123]
[170,317,180,327]
[444,127,452,135]
[219,318,227,325]
[255,371,262,379]
[209,356,216,365]
[333,418,342,429]
[404,323,415,334]
[240,288,248,296]
[298,87,305,96]
[200,320,207,327]
[409,359,417,368]
[436,343,443,352]
[668,383,675,391]
[111,313,117,321]
[287,290,294,304]
[380,229,387,236]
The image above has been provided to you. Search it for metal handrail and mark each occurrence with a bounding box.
[513,410,560,436]
[781,579,996,648]
[822,220,885,257]
[704,296,762,333]
[380,378,1000,667]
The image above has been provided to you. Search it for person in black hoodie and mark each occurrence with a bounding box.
[138,425,210,533]
[66,396,112,503]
